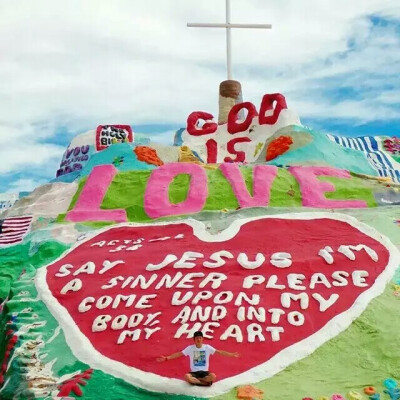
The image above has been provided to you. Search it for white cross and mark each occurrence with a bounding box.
[187,0,272,80]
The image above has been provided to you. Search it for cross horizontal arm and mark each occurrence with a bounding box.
[187,23,272,29]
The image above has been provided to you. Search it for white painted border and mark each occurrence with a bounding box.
[35,213,400,397]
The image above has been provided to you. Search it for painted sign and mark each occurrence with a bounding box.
[56,145,91,177]
[35,215,399,395]
[180,93,300,163]
[66,163,376,224]
[96,125,133,151]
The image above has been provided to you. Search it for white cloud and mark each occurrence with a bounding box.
[292,98,400,122]
[0,142,64,174]
[6,178,46,194]
[378,91,400,105]
[147,130,176,146]
[0,0,399,191]
[0,124,65,174]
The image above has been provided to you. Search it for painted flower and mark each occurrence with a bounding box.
[112,156,124,167]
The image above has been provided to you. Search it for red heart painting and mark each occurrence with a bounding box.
[36,214,398,396]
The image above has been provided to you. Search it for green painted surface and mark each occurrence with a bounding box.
[321,174,377,207]
[0,241,206,400]
[214,287,400,400]
[269,167,302,207]
[169,173,191,204]
[0,240,68,301]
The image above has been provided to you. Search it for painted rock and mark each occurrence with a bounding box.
[364,386,376,395]
[347,391,363,400]
[384,378,398,389]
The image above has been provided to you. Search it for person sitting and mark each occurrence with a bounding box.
[157,330,239,386]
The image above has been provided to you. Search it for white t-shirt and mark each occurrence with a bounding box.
[182,344,216,372]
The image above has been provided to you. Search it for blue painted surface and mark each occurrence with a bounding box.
[79,143,156,177]
[266,126,377,176]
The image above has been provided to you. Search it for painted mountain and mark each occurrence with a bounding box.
[0,92,399,400]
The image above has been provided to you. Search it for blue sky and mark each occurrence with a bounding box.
[0,1,399,193]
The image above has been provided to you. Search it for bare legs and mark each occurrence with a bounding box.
[201,373,216,385]
[184,373,217,386]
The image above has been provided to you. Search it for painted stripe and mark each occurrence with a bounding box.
[0,231,26,238]
[356,137,367,152]
[3,220,32,226]
[3,222,31,228]
[2,228,30,234]
[3,217,32,223]
[352,138,361,151]
[327,134,335,142]
[0,233,25,240]
[364,137,379,151]
[325,134,400,182]
[378,151,395,170]
[0,238,24,245]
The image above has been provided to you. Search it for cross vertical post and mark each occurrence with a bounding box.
[226,0,232,80]
[187,0,272,80]
[187,1,272,123]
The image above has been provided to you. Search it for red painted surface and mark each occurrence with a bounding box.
[227,102,258,134]
[258,94,287,125]
[186,112,217,136]
[95,125,133,152]
[266,136,293,161]
[186,93,288,136]
[58,368,93,396]
[224,137,252,162]
[0,331,17,385]
[44,218,390,380]
[205,138,218,163]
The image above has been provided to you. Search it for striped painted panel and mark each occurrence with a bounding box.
[327,134,400,183]
[0,216,32,246]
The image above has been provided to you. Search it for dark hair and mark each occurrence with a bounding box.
[193,331,203,338]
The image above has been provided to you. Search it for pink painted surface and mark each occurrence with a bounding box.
[144,163,208,218]
[220,163,278,208]
[289,166,368,208]
[66,165,128,222]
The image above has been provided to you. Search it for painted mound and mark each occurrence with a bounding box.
[1,93,400,400]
